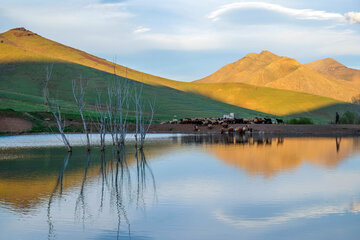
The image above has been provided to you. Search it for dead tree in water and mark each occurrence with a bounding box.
[44,65,72,152]
[95,93,106,151]
[72,76,91,151]
[134,82,155,149]
[107,67,130,152]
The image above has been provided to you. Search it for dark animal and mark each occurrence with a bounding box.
[276,118,284,124]
[264,118,272,124]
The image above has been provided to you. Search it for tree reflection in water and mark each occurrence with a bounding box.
[46,147,157,240]
[47,153,71,240]
[135,148,157,210]
[75,152,91,228]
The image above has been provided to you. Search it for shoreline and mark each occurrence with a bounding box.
[1,124,360,137]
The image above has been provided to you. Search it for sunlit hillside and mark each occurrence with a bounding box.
[0,27,358,119]
[197,51,360,102]
[306,58,360,88]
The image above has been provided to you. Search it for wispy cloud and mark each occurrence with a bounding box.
[214,202,360,228]
[133,26,151,34]
[345,12,360,24]
[0,0,359,80]
[208,2,359,24]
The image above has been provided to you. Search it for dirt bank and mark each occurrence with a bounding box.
[0,116,32,133]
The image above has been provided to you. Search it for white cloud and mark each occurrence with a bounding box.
[0,0,359,80]
[207,2,360,24]
[133,26,151,34]
[345,11,360,24]
[214,202,360,228]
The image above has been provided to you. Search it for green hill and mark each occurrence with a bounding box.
[0,61,265,120]
[1,27,360,125]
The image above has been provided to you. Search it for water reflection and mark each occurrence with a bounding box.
[42,147,157,240]
[179,134,360,177]
[47,153,71,240]
[1,135,360,240]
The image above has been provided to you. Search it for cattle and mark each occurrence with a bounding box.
[194,125,200,132]
[220,128,226,134]
[234,118,244,124]
[276,118,284,124]
[264,118,272,124]
[255,117,265,124]
[180,118,192,124]
[228,127,234,133]
[170,119,178,124]
[177,116,274,125]
[207,124,213,129]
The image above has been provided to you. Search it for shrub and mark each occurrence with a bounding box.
[339,111,359,124]
[286,117,314,124]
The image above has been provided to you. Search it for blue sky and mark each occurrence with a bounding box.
[0,0,359,81]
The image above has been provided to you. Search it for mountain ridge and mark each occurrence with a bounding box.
[0,27,357,119]
[196,51,360,102]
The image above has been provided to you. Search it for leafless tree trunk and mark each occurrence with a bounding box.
[107,65,131,152]
[133,81,155,149]
[95,93,107,151]
[133,83,143,147]
[72,76,91,151]
[107,85,116,146]
[44,65,72,152]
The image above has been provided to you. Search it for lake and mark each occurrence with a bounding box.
[1,134,360,240]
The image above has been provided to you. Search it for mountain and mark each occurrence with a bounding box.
[0,27,358,121]
[196,51,360,102]
[306,58,360,87]
[0,28,264,119]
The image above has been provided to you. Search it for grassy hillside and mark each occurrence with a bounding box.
[0,61,265,120]
[162,82,342,116]
[1,27,360,123]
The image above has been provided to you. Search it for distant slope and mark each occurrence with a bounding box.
[1,27,358,120]
[306,58,360,87]
[167,82,341,116]
[196,51,360,102]
[0,62,264,119]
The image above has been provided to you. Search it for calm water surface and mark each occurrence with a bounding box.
[1,134,360,240]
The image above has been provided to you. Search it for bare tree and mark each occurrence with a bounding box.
[72,76,91,151]
[107,65,131,152]
[106,84,116,146]
[134,81,155,149]
[44,65,72,152]
[95,92,107,151]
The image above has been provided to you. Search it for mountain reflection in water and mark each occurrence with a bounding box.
[179,134,360,177]
[1,135,360,240]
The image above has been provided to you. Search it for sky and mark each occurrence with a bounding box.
[0,0,359,81]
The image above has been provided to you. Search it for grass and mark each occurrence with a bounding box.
[0,62,267,120]
[286,117,314,125]
[1,28,360,123]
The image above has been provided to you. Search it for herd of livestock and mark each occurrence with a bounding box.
[165,117,285,134]
[170,117,284,125]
